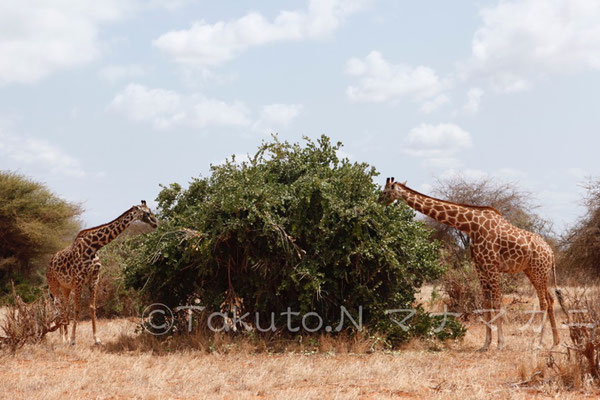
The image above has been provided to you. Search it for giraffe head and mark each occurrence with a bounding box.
[134,200,159,229]
[378,177,406,205]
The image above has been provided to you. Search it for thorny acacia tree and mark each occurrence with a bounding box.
[0,171,81,300]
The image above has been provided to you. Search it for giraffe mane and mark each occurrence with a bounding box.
[75,206,137,239]
[396,182,502,215]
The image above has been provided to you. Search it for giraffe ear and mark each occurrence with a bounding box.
[401,180,407,186]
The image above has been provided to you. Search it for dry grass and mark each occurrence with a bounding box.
[2,286,600,399]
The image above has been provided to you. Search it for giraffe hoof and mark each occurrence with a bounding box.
[477,346,490,352]
[94,339,103,346]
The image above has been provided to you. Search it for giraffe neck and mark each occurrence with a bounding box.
[395,186,475,233]
[78,207,138,250]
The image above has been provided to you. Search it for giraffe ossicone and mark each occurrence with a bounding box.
[46,201,158,345]
[379,177,559,351]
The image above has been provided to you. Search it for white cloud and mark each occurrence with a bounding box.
[0,127,85,177]
[146,0,195,11]
[110,85,303,134]
[462,88,484,114]
[440,168,488,182]
[99,64,146,84]
[403,123,472,168]
[404,123,472,157]
[345,51,447,105]
[259,104,303,127]
[252,103,303,134]
[110,83,252,130]
[154,0,368,67]
[0,1,136,84]
[469,0,600,92]
[0,1,193,85]
[420,94,450,114]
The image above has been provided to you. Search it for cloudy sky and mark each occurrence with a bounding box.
[1,0,599,232]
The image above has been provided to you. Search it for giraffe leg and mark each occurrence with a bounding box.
[47,277,63,338]
[546,289,560,346]
[70,287,82,346]
[89,279,102,345]
[489,274,505,350]
[475,267,504,351]
[524,270,555,349]
[478,283,493,352]
[533,285,549,348]
[59,287,71,343]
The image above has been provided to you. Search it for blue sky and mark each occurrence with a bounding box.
[1,0,599,232]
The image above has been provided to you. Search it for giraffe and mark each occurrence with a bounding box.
[378,178,559,351]
[46,201,158,345]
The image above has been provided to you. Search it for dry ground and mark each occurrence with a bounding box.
[1,286,599,400]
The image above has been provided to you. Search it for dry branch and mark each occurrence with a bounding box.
[0,284,60,352]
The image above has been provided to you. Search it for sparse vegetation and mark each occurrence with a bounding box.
[513,288,600,393]
[0,285,58,353]
[559,179,600,281]
[3,285,599,399]
[556,288,600,383]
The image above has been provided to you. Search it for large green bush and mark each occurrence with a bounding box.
[0,171,81,301]
[123,136,463,344]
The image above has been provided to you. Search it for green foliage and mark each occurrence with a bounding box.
[0,171,81,299]
[123,136,463,344]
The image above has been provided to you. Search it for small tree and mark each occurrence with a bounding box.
[560,179,600,278]
[123,136,464,345]
[0,171,82,300]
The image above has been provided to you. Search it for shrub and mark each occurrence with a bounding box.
[123,135,464,345]
[0,285,58,352]
[516,289,600,391]
[557,289,600,383]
